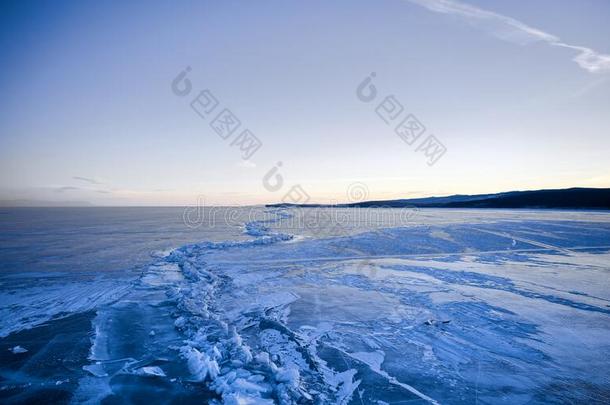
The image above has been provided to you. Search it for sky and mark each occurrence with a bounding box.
[1,0,609,206]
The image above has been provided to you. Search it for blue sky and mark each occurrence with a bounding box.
[1,0,609,205]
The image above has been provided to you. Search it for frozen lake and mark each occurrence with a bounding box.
[1,207,609,403]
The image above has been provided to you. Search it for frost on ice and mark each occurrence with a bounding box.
[6,208,610,404]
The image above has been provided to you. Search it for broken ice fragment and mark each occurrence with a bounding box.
[83,363,108,377]
[137,366,166,377]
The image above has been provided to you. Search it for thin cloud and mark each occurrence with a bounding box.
[408,0,610,73]
[73,176,103,185]
[55,186,80,193]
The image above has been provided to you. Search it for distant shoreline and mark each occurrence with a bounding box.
[267,187,610,210]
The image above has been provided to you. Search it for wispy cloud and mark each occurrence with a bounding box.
[55,186,80,193]
[73,176,104,185]
[408,0,610,73]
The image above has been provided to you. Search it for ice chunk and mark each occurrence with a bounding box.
[10,345,28,354]
[83,363,108,377]
[174,316,186,329]
[181,346,220,381]
[136,366,166,377]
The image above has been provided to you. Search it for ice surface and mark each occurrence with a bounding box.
[0,278,131,338]
[2,207,610,403]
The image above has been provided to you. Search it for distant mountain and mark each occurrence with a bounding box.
[267,187,610,210]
